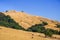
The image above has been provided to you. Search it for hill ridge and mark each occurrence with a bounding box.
[3,10,60,30]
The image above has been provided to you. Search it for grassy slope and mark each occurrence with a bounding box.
[0,12,24,30]
[0,26,59,40]
[4,10,60,31]
[0,11,60,40]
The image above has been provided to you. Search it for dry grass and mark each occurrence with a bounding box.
[0,26,59,40]
[0,10,59,40]
[3,10,60,31]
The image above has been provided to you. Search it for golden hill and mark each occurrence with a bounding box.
[4,10,60,31]
[0,26,60,40]
[0,10,60,40]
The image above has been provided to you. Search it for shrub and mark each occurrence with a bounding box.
[56,24,60,28]
[27,23,45,33]
[44,29,53,37]
[58,31,60,35]
[42,21,48,26]
[21,11,24,12]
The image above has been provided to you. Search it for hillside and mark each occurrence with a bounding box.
[4,10,60,31]
[0,10,60,40]
[0,12,24,30]
[0,26,60,40]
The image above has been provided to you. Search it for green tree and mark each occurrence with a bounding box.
[56,24,60,28]
[27,23,45,33]
[42,21,48,26]
[44,29,53,37]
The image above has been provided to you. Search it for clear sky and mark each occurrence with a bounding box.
[0,0,60,21]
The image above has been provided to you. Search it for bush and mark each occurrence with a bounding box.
[44,28,60,37]
[27,23,45,33]
[21,11,24,12]
[47,29,59,34]
[27,22,48,33]
[44,29,53,37]
[56,24,60,28]
[58,31,60,35]
[42,21,48,26]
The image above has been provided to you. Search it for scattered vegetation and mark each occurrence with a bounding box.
[27,24,45,33]
[0,12,25,30]
[42,21,48,26]
[0,12,60,38]
[44,28,60,37]
[27,22,60,37]
[44,29,53,37]
[5,10,8,12]
[56,24,60,28]
[21,11,24,12]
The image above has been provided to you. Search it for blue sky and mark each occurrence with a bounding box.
[0,0,60,21]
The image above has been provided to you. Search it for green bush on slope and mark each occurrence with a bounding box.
[0,12,59,37]
[0,12,25,30]
[56,24,60,28]
[44,29,53,37]
[27,22,60,37]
